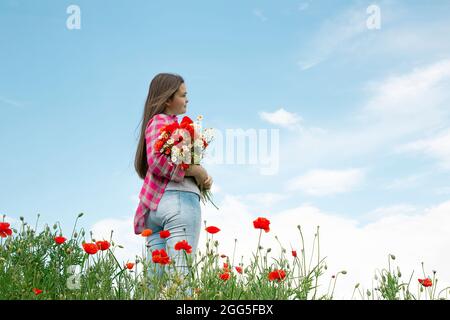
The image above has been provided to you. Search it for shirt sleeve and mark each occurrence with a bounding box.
[145,116,186,183]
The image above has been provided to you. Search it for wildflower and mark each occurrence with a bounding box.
[174,240,192,254]
[32,288,43,295]
[125,262,135,270]
[141,229,153,237]
[82,242,98,255]
[418,278,433,287]
[292,250,297,258]
[159,230,170,239]
[253,217,270,233]
[223,263,230,272]
[152,249,171,265]
[205,226,220,234]
[219,272,230,281]
[235,266,243,274]
[96,240,111,251]
[54,236,66,245]
[268,269,286,282]
[0,222,13,238]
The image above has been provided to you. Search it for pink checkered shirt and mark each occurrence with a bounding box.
[133,113,186,234]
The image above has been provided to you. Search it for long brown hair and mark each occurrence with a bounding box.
[135,73,185,180]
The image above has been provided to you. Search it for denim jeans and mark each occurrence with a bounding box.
[145,190,201,296]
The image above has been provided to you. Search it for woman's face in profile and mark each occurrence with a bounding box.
[165,83,188,115]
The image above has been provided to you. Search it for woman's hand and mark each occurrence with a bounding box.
[185,165,208,189]
[194,167,209,190]
[202,175,213,190]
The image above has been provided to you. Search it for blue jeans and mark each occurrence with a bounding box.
[145,190,201,290]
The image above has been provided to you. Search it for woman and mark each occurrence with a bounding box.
[134,73,213,293]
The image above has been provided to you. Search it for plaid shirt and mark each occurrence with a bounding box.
[133,113,186,234]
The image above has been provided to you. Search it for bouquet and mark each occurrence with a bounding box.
[153,115,218,209]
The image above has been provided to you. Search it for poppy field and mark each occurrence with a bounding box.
[0,213,449,300]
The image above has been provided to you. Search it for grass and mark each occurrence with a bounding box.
[0,213,449,300]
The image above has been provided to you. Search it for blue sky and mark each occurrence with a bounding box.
[2,1,450,297]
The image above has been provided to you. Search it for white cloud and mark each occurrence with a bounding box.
[235,192,290,208]
[298,2,309,11]
[297,59,323,71]
[296,6,368,70]
[0,95,24,108]
[259,108,303,128]
[252,9,267,22]
[358,59,450,131]
[384,173,427,190]
[281,59,450,171]
[435,186,450,195]
[360,204,420,223]
[88,194,450,300]
[396,128,450,171]
[296,1,450,70]
[287,168,365,196]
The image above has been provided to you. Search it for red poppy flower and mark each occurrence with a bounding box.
[96,240,110,251]
[418,278,432,287]
[153,140,165,152]
[253,217,270,233]
[219,272,230,281]
[180,116,194,139]
[174,240,192,254]
[152,249,171,265]
[125,262,135,270]
[223,263,230,272]
[82,242,98,255]
[0,222,12,238]
[54,236,66,245]
[141,229,153,237]
[292,250,297,258]
[159,123,180,138]
[205,226,220,234]
[32,288,43,295]
[159,230,170,239]
[235,266,243,274]
[268,269,286,282]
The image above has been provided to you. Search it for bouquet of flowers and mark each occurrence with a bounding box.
[153,115,218,209]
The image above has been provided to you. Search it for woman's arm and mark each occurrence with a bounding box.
[146,117,185,182]
[185,165,208,188]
